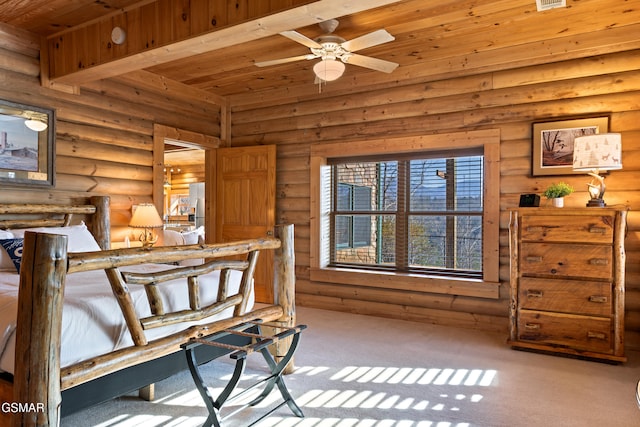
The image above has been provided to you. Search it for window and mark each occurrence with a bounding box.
[310,130,500,299]
[330,153,483,278]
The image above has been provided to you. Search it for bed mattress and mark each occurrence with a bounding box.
[0,264,252,374]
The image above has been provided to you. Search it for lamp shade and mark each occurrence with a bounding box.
[313,59,345,82]
[129,203,163,228]
[573,133,622,171]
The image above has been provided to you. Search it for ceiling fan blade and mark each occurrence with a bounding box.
[341,29,395,52]
[255,54,316,67]
[280,30,323,49]
[343,54,399,73]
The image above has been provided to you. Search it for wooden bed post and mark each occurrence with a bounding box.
[89,195,111,250]
[12,232,68,427]
[273,224,296,373]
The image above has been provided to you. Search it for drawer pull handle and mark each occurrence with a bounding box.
[524,323,541,330]
[589,295,608,304]
[587,331,607,340]
[526,290,543,298]
[525,256,543,263]
[589,227,607,234]
[589,258,609,266]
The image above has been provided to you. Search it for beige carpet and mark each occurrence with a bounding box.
[62,306,640,426]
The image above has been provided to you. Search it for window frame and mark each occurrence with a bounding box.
[310,130,500,300]
[329,151,484,277]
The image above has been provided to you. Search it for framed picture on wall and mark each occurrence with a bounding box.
[0,99,55,187]
[532,115,610,176]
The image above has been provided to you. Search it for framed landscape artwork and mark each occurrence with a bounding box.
[532,116,609,176]
[0,99,55,187]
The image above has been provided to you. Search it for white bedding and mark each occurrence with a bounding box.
[0,264,253,374]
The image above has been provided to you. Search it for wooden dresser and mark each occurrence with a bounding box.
[508,207,627,363]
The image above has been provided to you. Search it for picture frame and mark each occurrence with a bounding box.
[169,194,191,216]
[531,115,609,176]
[0,99,55,187]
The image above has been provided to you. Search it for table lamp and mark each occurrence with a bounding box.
[129,203,164,246]
[572,133,622,207]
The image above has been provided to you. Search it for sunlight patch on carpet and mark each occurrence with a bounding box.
[259,418,472,426]
[86,365,496,426]
[329,366,496,387]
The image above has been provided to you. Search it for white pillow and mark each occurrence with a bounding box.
[0,230,16,270]
[181,229,201,245]
[159,229,185,246]
[11,223,101,253]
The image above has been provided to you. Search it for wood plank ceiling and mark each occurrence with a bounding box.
[1,0,638,107]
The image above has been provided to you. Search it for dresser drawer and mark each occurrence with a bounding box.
[518,277,612,316]
[520,243,612,279]
[517,310,612,354]
[520,215,614,244]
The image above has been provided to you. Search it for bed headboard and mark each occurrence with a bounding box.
[0,195,111,250]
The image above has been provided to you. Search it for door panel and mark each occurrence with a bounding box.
[216,145,276,303]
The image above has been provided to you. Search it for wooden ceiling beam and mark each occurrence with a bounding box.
[45,0,404,87]
[115,69,226,107]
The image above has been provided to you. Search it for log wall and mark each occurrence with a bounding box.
[2,14,640,349]
[0,22,219,244]
[230,49,640,348]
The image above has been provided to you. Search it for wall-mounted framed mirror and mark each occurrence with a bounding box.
[0,99,55,187]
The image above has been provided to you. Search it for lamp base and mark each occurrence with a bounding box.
[138,228,158,247]
[586,198,606,208]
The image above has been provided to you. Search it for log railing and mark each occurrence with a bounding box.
[11,224,295,427]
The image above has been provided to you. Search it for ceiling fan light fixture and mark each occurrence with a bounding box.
[313,59,345,82]
[24,119,47,132]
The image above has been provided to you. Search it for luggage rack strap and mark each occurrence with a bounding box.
[188,323,306,359]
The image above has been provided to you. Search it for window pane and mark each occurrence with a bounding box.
[353,215,371,247]
[455,156,483,211]
[410,158,446,211]
[335,162,397,211]
[455,215,483,271]
[408,215,482,272]
[335,215,350,248]
[353,185,371,210]
[408,215,446,268]
[378,162,398,211]
[337,183,351,210]
[332,215,395,267]
[333,215,376,264]
[379,215,396,265]
[409,156,483,212]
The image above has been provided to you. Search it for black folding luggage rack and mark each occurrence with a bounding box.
[182,321,307,427]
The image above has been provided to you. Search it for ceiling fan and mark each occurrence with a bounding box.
[255,19,399,82]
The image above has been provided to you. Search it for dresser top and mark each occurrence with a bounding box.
[508,206,629,215]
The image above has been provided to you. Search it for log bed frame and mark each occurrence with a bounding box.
[0,196,296,427]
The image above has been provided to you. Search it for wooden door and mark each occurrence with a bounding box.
[216,145,276,303]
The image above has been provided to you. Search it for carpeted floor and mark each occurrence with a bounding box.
[62,306,640,426]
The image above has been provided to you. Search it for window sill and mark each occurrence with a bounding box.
[310,267,500,299]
